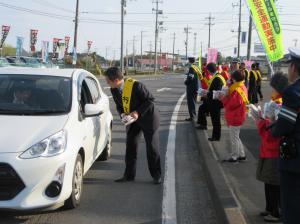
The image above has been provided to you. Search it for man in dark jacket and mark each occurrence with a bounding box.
[184,57,199,121]
[248,63,259,104]
[104,67,162,184]
[206,63,226,141]
[271,48,300,223]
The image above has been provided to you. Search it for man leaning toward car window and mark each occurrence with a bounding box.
[104,67,162,185]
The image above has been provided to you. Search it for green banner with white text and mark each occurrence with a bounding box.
[246,0,284,62]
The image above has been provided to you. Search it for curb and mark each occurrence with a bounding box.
[192,120,248,224]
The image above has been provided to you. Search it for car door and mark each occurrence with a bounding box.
[78,75,99,168]
[84,76,106,159]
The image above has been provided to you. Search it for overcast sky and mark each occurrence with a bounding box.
[0,0,299,59]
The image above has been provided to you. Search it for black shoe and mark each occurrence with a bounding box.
[153,177,162,185]
[238,156,247,161]
[222,157,238,163]
[185,117,193,121]
[208,137,220,141]
[196,125,207,130]
[114,176,135,182]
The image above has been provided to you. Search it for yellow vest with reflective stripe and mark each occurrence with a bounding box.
[191,64,203,80]
[209,73,226,88]
[122,78,136,114]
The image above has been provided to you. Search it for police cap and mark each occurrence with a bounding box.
[287,47,300,63]
[188,57,195,64]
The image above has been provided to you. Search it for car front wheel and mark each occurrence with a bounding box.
[64,154,83,209]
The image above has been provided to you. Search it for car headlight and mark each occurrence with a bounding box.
[19,130,67,159]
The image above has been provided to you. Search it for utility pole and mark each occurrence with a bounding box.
[237,0,242,58]
[140,31,144,70]
[205,13,214,49]
[105,46,109,67]
[126,40,128,68]
[149,41,153,68]
[159,38,162,70]
[293,39,298,47]
[193,33,197,57]
[184,25,191,61]
[132,36,136,70]
[121,0,126,74]
[73,0,79,59]
[172,32,175,72]
[247,16,253,60]
[153,0,163,75]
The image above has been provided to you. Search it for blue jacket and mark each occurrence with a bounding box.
[272,78,300,173]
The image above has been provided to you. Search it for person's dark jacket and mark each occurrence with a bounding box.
[111,80,159,130]
[207,74,224,109]
[248,70,258,104]
[184,66,199,95]
[272,78,300,173]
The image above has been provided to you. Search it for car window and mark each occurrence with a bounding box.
[79,80,93,113]
[85,77,100,104]
[0,74,72,115]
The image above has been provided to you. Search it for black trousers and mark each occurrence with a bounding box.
[209,105,221,140]
[197,99,209,126]
[280,171,300,224]
[124,121,161,180]
[186,90,196,119]
[257,84,263,99]
[265,183,280,218]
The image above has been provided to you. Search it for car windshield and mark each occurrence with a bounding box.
[0,74,72,115]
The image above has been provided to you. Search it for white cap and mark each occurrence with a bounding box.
[288,47,300,62]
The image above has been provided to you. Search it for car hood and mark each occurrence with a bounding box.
[0,115,69,153]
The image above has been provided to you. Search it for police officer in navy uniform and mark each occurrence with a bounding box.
[184,57,199,121]
[104,67,162,184]
[271,48,300,223]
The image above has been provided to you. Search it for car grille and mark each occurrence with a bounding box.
[0,163,25,200]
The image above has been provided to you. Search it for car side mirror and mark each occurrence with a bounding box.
[84,103,103,118]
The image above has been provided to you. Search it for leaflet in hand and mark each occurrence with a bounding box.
[121,114,136,126]
[248,104,262,121]
[198,88,208,97]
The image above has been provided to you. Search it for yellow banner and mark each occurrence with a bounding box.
[246,0,284,62]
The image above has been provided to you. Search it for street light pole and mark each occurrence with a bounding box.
[237,0,242,58]
[73,0,79,65]
[121,0,126,74]
[154,1,159,75]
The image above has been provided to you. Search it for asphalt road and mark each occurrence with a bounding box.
[0,74,217,224]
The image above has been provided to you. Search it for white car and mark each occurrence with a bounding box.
[0,68,113,210]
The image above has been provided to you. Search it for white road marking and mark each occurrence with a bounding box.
[108,96,112,99]
[104,87,110,89]
[162,93,186,224]
[157,87,172,92]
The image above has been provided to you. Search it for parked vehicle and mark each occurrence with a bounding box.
[0,58,11,67]
[0,67,113,210]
